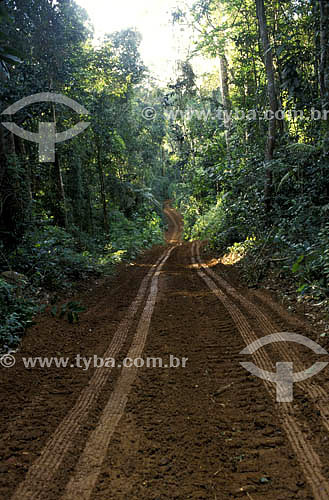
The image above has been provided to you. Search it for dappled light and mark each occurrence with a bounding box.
[1,1,329,499]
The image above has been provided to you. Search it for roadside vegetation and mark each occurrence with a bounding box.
[0,0,168,349]
[167,0,329,320]
[1,0,329,348]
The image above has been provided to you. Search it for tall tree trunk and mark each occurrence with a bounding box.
[256,0,279,214]
[97,146,109,234]
[219,55,232,158]
[319,0,329,154]
[0,130,24,248]
[313,0,321,100]
[17,137,33,223]
[0,125,6,188]
[49,154,68,228]
[51,104,68,228]
[85,155,94,234]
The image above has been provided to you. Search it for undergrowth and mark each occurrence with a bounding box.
[0,208,164,351]
[177,145,329,312]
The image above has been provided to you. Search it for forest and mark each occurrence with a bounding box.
[1,0,329,349]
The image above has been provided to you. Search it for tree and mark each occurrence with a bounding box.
[219,55,231,156]
[255,0,279,214]
[319,0,329,154]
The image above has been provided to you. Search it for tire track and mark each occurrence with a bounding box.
[11,248,171,500]
[194,242,329,433]
[191,241,329,500]
[61,245,175,500]
[164,201,181,243]
[95,240,310,499]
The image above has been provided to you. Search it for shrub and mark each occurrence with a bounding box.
[0,278,37,350]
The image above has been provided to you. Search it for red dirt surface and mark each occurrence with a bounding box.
[0,202,328,499]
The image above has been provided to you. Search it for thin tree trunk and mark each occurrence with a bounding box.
[16,137,33,223]
[50,154,68,228]
[314,0,321,100]
[52,104,68,228]
[246,16,262,138]
[97,146,109,234]
[219,55,232,157]
[256,0,279,214]
[319,0,329,154]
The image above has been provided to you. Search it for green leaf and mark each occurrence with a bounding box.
[1,53,22,64]
[297,283,308,295]
[51,306,58,317]
[292,255,304,273]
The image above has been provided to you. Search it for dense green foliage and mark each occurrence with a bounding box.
[0,277,36,349]
[0,0,169,349]
[167,0,329,303]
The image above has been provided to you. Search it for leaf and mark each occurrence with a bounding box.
[0,5,10,22]
[276,45,285,56]
[0,60,9,79]
[73,305,86,313]
[297,283,308,295]
[67,311,78,324]
[38,304,47,313]
[276,171,292,193]
[259,477,270,484]
[1,53,22,64]
[66,301,77,309]
[50,306,58,317]
[59,306,67,319]
[292,255,304,273]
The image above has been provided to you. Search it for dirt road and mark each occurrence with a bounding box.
[1,202,329,499]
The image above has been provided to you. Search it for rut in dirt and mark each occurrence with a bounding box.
[0,203,329,500]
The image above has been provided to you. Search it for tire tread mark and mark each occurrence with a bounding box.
[192,241,329,500]
[11,249,171,500]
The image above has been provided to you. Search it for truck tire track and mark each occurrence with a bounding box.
[191,241,329,500]
[61,246,175,500]
[194,241,329,433]
[11,248,171,500]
